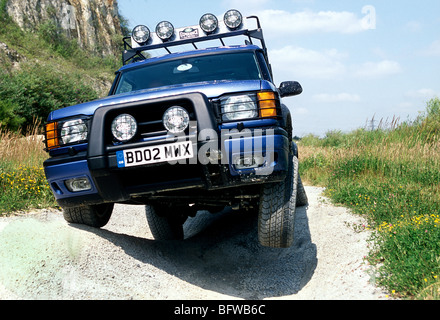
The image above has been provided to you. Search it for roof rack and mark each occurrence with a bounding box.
[121,11,271,76]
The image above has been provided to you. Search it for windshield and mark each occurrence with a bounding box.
[114,52,262,95]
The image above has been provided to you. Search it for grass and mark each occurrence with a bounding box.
[0,122,56,214]
[298,97,440,299]
[0,9,122,213]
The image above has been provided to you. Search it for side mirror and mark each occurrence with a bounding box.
[279,81,303,98]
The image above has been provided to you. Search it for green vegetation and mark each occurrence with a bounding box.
[0,63,99,130]
[299,97,440,299]
[0,6,122,213]
[0,124,56,213]
[0,7,121,129]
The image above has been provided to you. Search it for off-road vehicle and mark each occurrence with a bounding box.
[43,10,307,248]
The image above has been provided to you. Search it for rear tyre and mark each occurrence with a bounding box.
[258,155,298,248]
[296,174,309,207]
[145,204,186,240]
[63,203,114,228]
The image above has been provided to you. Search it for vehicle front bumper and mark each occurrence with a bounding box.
[44,129,290,208]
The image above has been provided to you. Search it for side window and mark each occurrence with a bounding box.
[256,51,272,82]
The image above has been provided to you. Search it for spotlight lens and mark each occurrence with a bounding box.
[224,9,243,29]
[163,106,190,133]
[111,114,137,142]
[156,21,174,40]
[132,25,150,44]
[200,13,218,33]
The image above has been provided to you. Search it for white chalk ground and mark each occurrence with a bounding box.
[0,186,390,300]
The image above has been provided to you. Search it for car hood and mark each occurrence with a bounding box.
[47,80,277,121]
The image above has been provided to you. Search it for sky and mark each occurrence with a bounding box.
[117,0,440,137]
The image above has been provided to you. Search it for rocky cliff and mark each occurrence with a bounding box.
[5,0,124,56]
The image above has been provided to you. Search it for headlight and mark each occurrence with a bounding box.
[224,9,243,29]
[221,94,258,121]
[200,13,218,34]
[163,106,190,133]
[132,25,150,44]
[156,21,174,41]
[60,119,88,145]
[111,114,137,142]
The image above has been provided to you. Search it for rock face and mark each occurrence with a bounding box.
[5,0,124,56]
[0,41,25,70]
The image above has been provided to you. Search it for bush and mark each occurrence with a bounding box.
[417,97,440,143]
[322,130,345,147]
[0,99,24,130]
[0,63,98,129]
[37,21,80,59]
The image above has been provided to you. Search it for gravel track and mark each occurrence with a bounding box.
[0,186,390,300]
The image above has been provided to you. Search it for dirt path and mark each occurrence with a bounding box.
[0,186,389,300]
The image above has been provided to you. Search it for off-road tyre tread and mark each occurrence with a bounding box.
[145,205,185,240]
[63,203,114,228]
[258,156,299,248]
[296,174,308,207]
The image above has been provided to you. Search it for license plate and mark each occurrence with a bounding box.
[116,141,194,168]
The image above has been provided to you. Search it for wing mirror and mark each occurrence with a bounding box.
[279,81,303,98]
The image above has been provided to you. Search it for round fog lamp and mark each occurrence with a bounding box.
[163,106,190,134]
[200,13,218,33]
[132,25,150,44]
[156,21,174,41]
[224,9,243,29]
[111,114,137,142]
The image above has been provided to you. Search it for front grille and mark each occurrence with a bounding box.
[105,99,196,146]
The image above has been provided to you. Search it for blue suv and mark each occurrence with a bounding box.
[43,10,307,248]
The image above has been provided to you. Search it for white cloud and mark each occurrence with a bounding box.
[256,9,368,35]
[269,46,346,79]
[405,88,438,99]
[354,60,402,78]
[422,40,440,56]
[405,21,422,32]
[293,107,309,115]
[269,47,403,81]
[313,93,361,103]
[222,0,270,11]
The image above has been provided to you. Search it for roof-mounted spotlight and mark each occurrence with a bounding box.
[200,13,219,34]
[224,9,243,30]
[156,21,175,41]
[132,25,151,45]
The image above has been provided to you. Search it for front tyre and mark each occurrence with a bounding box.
[145,205,186,240]
[63,203,114,228]
[258,156,298,248]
